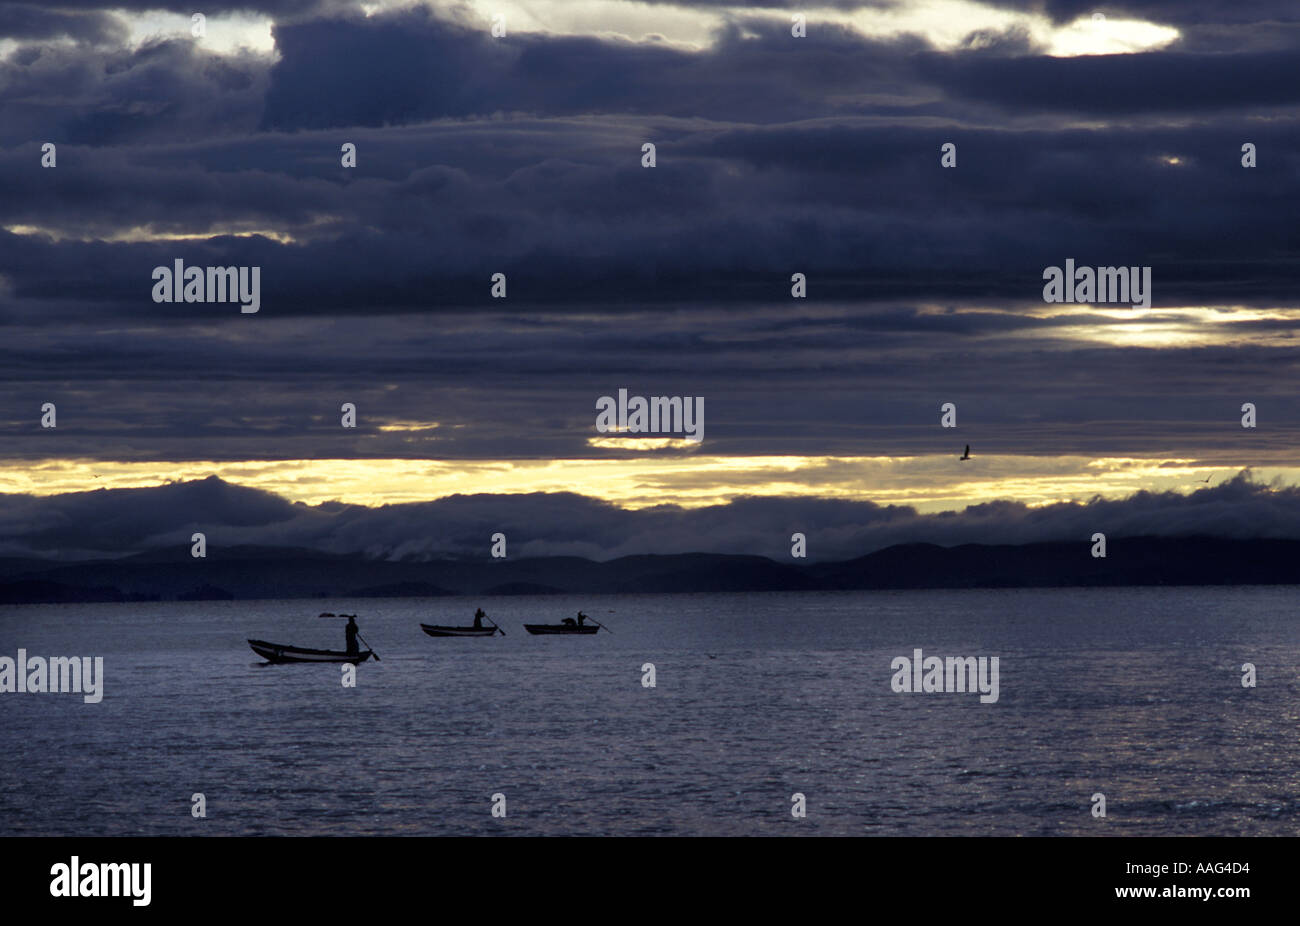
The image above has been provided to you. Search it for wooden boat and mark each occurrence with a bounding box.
[523,623,599,635]
[248,639,374,664]
[420,624,499,637]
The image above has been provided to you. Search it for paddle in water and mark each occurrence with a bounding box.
[355,630,380,660]
[475,607,505,636]
[319,612,380,661]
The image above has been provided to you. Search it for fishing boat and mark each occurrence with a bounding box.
[420,624,499,638]
[523,623,600,635]
[248,639,374,664]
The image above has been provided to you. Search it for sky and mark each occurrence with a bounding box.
[2,0,1300,560]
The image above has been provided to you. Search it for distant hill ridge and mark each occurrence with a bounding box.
[0,536,1298,603]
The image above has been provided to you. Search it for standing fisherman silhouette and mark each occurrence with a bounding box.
[344,615,360,656]
[474,607,486,629]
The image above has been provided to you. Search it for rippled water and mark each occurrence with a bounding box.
[3,587,1300,836]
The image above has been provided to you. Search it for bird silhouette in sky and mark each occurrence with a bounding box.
[959,445,971,461]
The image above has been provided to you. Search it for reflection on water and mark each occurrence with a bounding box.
[2,587,1299,835]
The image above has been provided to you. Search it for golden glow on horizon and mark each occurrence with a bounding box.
[998,304,1300,348]
[0,455,1278,514]
[587,436,700,450]
[4,224,300,245]
[377,421,443,432]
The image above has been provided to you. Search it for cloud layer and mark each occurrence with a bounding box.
[2,1,1299,516]
[2,471,1296,562]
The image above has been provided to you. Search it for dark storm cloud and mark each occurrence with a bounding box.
[1,7,1296,318]
[915,48,1300,113]
[977,1,1300,26]
[7,0,1276,24]
[0,0,326,14]
[259,12,928,130]
[632,0,1300,23]
[2,1,1300,469]
[7,473,298,553]
[0,471,1293,561]
[0,38,267,146]
[0,4,127,43]
[255,8,1300,128]
[3,304,1300,463]
[2,114,1298,314]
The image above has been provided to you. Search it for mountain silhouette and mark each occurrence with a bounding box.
[0,536,1298,603]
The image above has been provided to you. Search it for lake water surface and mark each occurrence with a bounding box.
[3,587,1300,836]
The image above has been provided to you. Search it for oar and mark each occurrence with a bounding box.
[318,613,380,660]
[486,615,506,637]
[587,617,611,633]
[355,631,380,661]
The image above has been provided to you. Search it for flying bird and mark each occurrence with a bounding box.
[959,445,970,461]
